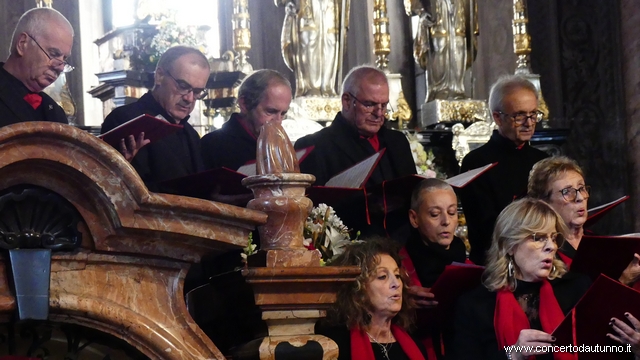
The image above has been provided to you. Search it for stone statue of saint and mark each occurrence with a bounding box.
[409,0,478,102]
[275,0,350,98]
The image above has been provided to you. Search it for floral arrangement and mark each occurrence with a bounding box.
[241,204,358,265]
[128,20,207,72]
[303,203,359,265]
[405,131,445,179]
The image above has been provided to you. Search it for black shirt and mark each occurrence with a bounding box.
[459,131,548,265]
[405,232,468,288]
[100,91,203,193]
[0,62,68,126]
[201,113,257,170]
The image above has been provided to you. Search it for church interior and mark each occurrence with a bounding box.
[0,0,639,359]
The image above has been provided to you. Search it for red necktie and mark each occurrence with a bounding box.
[23,93,42,109]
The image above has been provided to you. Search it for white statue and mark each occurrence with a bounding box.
[410,0,478,102]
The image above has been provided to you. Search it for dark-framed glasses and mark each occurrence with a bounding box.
[529,232,562,247]
[348,92,390,114]
[558,185,590,202]
[165,70,208,100]
[497,110,544,126]
[26,33,74,73]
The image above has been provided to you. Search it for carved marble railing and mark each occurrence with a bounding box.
[0,122,267,359]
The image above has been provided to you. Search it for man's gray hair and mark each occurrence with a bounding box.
[10,8,74,55]
[155,45,209,73]
[487,74,538,112]
[410,178,455,211]
[238,69,291,111]
[341,65,388,97]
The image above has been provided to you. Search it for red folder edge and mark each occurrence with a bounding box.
[429,264,484,326]
[305,149,386,225]
[570,234,640,281]
[99,114,183,148]
[552,274,640,357]
[585,195,629,228]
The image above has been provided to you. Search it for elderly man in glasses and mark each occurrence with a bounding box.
[0,8,73,127]
[459,74,549,265]
[295,65,415,187]
[101,46,210,193]
[294,65,416,239]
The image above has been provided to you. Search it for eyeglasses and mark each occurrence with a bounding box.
[497,110,543,126]
[164,70,208,100]
[349,92,390,114]
[529,232,562,247]
[27,33,74,73]
[558,185,590,202]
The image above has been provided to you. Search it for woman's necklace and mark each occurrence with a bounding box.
[366,331,393,360]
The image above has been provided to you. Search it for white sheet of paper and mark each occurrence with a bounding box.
[236,148,311,176]
[325,151,384,188]
[445,163,496,188]
[588,195,627,214]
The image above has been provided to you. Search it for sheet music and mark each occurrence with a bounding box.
[588,195,628,214]
[444,163,496,188]
[236,148,311,177]
[325,151,384,188]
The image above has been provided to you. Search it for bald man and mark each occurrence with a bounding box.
[0,7,74,126]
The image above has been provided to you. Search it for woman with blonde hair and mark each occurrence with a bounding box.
[451,198,590,360]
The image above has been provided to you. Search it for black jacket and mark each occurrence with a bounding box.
[459,131,548,265]
[294,112,416,187]
[200,113,257,170]
[450,273,591,360]
[294,113,416,239]
[405,233,468,288]
[0,63,68,126]
[100,92,203,193]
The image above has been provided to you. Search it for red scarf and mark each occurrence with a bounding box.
[494,280,576,360]
[557,251,573,269]
[23,93,42,109]
[350,325,425,360]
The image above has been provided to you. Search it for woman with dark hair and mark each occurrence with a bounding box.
[451,198,591,360]
[317,237,428,360]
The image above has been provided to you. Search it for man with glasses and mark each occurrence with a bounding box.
[101,46,210,193]
[295,65,415,187]
[459,74,549,265]
[0,8,73,127]
[294,65,416,239]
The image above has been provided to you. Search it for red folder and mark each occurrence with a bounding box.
[160,167,250,198]
[585,195,629,228]
[570,235,640,281]
[552,275,640,359]
[99,114,183,148]
[305,150,386,211]
[159,147,315,198]
[430,263,484,325]
[367,163,497,229]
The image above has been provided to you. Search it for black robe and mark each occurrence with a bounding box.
[450,273,591,360]
[294,113,416,239]
[294,112,416,187]
[0,63,68,126]
[459,130,548,265]
[200,113,257,170]
[405,233,468,288]
[100,91,203,193]
[405,233,467,359]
